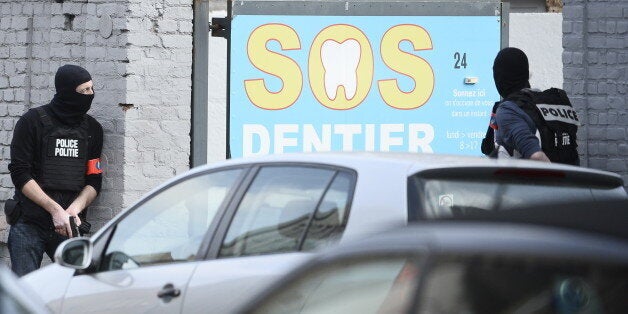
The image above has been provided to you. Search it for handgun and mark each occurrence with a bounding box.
[69,216,80,238]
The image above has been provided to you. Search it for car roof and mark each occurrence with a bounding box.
[91,152,624,243]
[186,152,624,192]
[318,221,628,264]
[193,152,622,179]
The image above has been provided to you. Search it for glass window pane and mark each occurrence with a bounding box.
[102,169,242,270]
[255,257,420,314]
[411,176,626,219]
[220,166,335,258]
[302,172,353,251]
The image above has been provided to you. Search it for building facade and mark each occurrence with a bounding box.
[1,0,625,267]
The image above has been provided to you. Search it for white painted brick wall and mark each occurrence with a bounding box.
[123,0,192,208]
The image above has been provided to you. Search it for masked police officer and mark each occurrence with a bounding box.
[490,47,580,165]
[7,64,103,276]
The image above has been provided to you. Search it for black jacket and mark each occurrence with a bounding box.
[8,105,103,230]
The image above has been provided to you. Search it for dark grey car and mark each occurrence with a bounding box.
[240,220,628,314]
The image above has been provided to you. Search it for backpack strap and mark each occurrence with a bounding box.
[79,115,90,132]
[481,101,501,156]
[35,107,54,128]
[480,126,494,156]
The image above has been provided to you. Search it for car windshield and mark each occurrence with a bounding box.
[250,253,628,314]
[253,256,422,314]
[416,255,628,314]
[410,174,626,219]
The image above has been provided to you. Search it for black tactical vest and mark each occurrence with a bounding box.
[508,88,580,165]
[36,107,89,192]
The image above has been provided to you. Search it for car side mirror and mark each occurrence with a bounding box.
[54,237,93,269]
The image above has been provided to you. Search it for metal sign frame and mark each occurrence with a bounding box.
[224,0,509,159]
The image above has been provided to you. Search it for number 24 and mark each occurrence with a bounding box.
[454,52,467,69]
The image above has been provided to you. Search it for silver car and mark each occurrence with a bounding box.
[1,264,49,314]
[22,152,627,313]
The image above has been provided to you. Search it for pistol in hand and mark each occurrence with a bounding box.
[69,216,80,238]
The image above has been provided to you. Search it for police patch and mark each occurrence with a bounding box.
[535,104,580,126]
[47,137,86,158]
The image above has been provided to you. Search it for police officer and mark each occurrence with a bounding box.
[8,64,103,276]
[491,47,579,165]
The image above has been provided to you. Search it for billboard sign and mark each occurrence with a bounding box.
[229,1,505,158]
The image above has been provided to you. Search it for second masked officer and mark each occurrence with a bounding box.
[7,64,104,276]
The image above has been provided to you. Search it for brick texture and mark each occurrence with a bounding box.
[0,0,192,267]
[564,0,628,188]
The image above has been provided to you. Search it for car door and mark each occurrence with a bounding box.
[182,165,356,313]
[60,168,246,314]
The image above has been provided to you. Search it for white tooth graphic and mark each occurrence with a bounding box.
[321,39,360,100]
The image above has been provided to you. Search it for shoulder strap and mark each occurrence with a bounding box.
[506,89,537,109]
[80,115,90,131]
[35,107,54,127]
[481,101,501,156]
[481,126,495,156]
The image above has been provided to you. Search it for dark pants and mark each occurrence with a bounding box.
[8,220,67,277]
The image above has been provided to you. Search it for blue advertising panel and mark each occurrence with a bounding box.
[229,14,501,158]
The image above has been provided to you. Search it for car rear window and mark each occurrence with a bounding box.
[408,169,627,219]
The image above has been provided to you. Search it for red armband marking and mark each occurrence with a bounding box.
[489,113,498,130]
[86,158,103,175]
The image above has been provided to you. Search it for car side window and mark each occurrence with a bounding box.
[302,171,353,250]
[102,169,243,271]
[219,166,354,258]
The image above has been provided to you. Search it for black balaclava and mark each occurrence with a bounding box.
[48,64,94,125]
[492,47,531,98]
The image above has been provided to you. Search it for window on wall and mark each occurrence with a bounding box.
[219,166,355,258]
